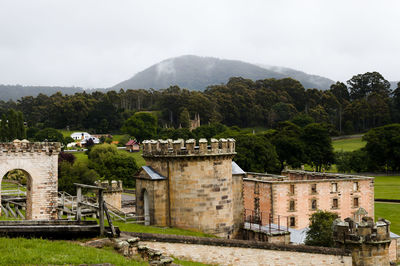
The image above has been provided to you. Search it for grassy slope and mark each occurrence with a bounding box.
[332,137,366,152]
[374,176,400,200]
[0,237,146,265]
[375,203,400,235]
[73,150,146,168]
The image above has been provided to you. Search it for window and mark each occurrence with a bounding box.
[332,183,338,192]
[290,217,296,227]
[311,184,317,194]
[311,199,317,210]
[254,182,259,195]
[290,184,295,195]
[332,198,338,209]
[353,197,359,208]
[289,200,295,211]
[353,182,359,191]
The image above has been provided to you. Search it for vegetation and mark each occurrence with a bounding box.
[0,109,25,141]
[332,137,366,152]
[0,237,146,265]
[375,203,400,234]
[305,210,338,247]
[374,176,400,200]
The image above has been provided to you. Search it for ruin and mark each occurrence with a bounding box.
[333,216,393,266]
[244,170,375,229]
[0,140,60,220]
[135,138,242,238]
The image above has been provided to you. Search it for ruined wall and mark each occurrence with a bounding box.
[244,171,374,229]
[232,173,244,238]
[97,180,123,210]
[0,140,60,220]
[142,138,238,237]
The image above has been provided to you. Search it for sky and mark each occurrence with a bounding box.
[0,0,400,88]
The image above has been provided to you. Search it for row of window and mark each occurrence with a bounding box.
[288,181,359,195]
[288,197,359,211]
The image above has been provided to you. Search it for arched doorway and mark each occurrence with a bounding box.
[1,169,32,219]
[0,140,60,220]
[143,189,150,225]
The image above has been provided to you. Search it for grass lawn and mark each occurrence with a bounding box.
[0,237,146,265]
[374,176,400,200]
[375,203,400,235]
[332,137,366,152]
[72,150,146,168]
[110,221,215,238]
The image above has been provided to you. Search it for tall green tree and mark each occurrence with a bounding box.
[122,112,157,141]
[305,210,338,247]
[179,108,191,128]
[301,123,334,171]
[347,72,391,100]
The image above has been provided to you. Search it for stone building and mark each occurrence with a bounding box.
[95,180,123,210]
[0,140,60,220]
[135,138,243,238]
[333,216,394,266]
[243,170,375,229]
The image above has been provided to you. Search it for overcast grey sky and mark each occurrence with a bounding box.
[0,0,399,88]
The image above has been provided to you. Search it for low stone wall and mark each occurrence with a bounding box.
[142,241,351,266]
[124,232,351,265]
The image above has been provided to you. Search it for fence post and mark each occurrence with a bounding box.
[76,187,82,221]
[98,189,104,236]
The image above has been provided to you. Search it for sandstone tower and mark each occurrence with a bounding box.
[333,216,392,266]
[135,138,242,237]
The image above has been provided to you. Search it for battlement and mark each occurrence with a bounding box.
[142,138,236,157]
[333,216,391,244]
[95,180,123,191]
[0,139,61,155]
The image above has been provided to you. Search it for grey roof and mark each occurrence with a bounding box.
[232,161,245,175]
[142,166,167,180]
[390,231,400,239]
[289,227,309,244]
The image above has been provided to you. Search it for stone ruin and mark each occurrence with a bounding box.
[333,216,392,266]
[0,140,60,220]
[95,180,123,210]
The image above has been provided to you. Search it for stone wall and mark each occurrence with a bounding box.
[140,138,238,237]
[96,180,123,210]
[142,241,351,266]
[0,140,60,220]
[244,171,375,229]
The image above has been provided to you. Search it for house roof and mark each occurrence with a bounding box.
[126,139,138,146]
[232,161,245,175]
[142,166,166,180]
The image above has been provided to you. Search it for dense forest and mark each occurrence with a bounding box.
[0,71,399,135]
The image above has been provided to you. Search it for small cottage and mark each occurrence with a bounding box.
[126,139,140,152]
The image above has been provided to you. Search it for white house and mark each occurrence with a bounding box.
[70,132,100,145]
[71,132,91,140]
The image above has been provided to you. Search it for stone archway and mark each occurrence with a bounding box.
[0,140,60,220]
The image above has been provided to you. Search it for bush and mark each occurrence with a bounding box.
[305,210,338,247]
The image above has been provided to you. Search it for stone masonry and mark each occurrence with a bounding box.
[0,140,60,220]
[333,216,392,266]
[135,138,242,238]
[96,180,123,210]
[244,170,374,229]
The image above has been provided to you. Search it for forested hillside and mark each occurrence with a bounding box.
[0,71,399,136]
[0,85,84,101]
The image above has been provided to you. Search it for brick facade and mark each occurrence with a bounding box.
[243,170,374,229]
[0,140,60,220]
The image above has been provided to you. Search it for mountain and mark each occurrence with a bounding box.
[0,85,84,101]
[258,64,335,91]
[112,55,335,91]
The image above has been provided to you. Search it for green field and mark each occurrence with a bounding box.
[0,237,146,265]
[332,137,366,152]
[375,203,400,235]
[374,176,400,200]
[72,150,145,168]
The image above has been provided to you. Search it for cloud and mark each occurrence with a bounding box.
[0,0,399,88]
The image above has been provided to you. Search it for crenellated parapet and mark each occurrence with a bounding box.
[0,139,61,155]
[333,216,391,244]
[142,138,236,157]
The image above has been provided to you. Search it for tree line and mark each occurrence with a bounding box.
[0,71,399,135]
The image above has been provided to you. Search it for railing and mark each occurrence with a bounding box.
[243,209,289,234]
[1,181,26,197]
